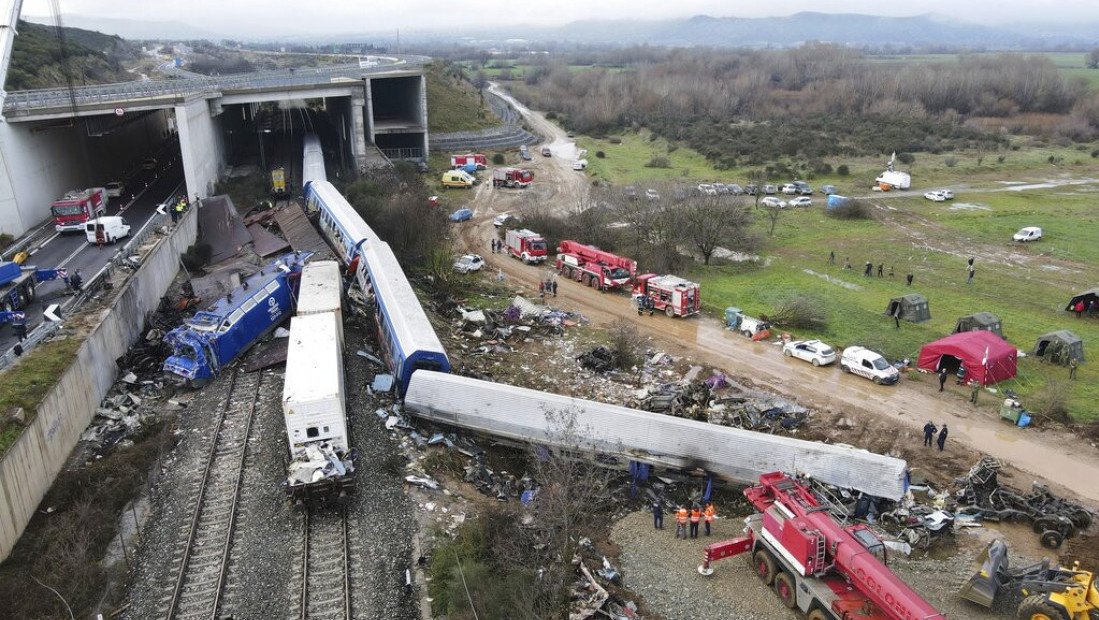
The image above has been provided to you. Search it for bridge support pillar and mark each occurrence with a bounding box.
[351,93,368,172]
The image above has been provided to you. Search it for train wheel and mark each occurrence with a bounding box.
[1039,530,1063,549]
[1016,594,1069,620]
[752,550,776,586]
[774,572,797,609]
[807,610,830,620]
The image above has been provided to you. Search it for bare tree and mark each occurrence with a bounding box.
[681,196,752,265]
[1088,48,1099,70]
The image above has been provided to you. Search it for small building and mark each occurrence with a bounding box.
[884,294,931,323]
[1033,330,1084,365]
[953,312,1003,338]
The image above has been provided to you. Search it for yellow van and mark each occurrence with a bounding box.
[441,170,474,189]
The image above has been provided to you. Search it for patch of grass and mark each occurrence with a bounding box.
[580,129,715,185]
[0,338,82,456]
[426,60,497,133]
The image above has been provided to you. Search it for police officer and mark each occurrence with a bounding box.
[922,421,937,447]
[69,269,83,292]
[651,499,664,529]
[11,311,27,342]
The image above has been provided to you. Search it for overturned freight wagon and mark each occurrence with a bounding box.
[405,371,908,500]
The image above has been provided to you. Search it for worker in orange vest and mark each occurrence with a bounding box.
[689,505,702,539]
[704,503,716,536]
[674,506,689,539]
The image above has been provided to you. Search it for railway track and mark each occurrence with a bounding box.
[163,370,262,620]
[295,507,351,620]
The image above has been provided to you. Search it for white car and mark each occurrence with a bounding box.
[645,189,660,201]
[493,213,512,228]
[697,183,718,196]
[760,196,787,209]
[924,191,946,202]
[788,196,813,208]
[1013,226,1043,242]
[783,339,836,367]
[937,189,954,199]
[453,254,485,273]
[780,183,799,195]
[104,181,125,198]
[840,346,899,385]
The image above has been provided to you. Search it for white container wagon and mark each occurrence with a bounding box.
[282,311,354,506]
[297,260,343,344]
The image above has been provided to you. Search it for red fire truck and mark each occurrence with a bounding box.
[633,273,700,317]
[699,472,947,620]
[450,154,487,170]
[504,229,548,264]
[555,240,635,291]
[51,187,107,232]
[492,168,533,189]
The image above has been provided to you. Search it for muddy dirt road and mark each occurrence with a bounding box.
[457,86,1099,508]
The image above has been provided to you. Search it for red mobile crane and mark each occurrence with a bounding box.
[699,472,947,620]
[555,240,636,292]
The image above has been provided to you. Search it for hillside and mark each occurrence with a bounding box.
[424,60,497,133]
[5,19,140,91]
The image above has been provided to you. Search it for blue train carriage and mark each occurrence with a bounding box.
[304,180,376,267]
[360,241,450,394]
[163,251,313,384]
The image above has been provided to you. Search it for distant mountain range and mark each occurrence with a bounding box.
[25,12,1099,50]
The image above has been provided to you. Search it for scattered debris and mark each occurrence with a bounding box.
[578,346,617,372]
[285,443,356,486]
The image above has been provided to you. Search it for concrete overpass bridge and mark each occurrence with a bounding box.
[0,56,432,238]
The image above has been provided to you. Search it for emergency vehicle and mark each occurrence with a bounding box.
[51,188,108,232]
[633,274,700,318]
[504,229,548,264]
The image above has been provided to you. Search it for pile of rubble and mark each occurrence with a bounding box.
[954,456,1093,548]
[285,442,355,486]
[571,540,641,620]
[452,296,587,353]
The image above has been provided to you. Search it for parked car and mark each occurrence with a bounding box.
[938,189,954,199]
[727,183,744,196]
[924,191,947,202]
[793,181,813,195]
[840,346,899,385]
[744,184,758,196]
[519,145,532,161]
[697,183,718,196]
[142,158,158,170]
[645,188,660,201]
[712,183,729,195]
[453,254,485,273]
[780,183,799,195]
[541,146,552,157]
[760,196,787,209]
[104,181,125,198]
[788,196,813,208]
[572,159,588,170]
[762,184,777,195]
[820,184,837,195]
[625,186,639,200]
[1013,226,1043,242]
[783,339,836,367]
[493,212,512,228]
[449,208,473,222]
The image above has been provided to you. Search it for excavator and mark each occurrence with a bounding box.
[960,539,1099,620]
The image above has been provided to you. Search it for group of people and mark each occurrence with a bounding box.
[938,366,982,403]
[1072,298,1098,318]
[830,252,911,284]
[489,238,504,254]
[636,294,655,316]
[168,195,190,223]
[538,278,557,299]
[652,500,716,539]
[922,421,949,451]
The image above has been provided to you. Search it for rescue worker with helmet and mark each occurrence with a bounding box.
[689,504,701,538]
[704,503,716,536]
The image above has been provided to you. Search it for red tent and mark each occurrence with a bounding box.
[917,331,1017,386]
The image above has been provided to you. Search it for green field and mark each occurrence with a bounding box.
[568,128,1099,420]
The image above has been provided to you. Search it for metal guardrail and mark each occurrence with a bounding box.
[2,56,432,115]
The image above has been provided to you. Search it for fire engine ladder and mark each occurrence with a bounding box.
[809,531,827,576]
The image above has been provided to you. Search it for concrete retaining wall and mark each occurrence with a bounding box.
[177,97,221,199]
[0,207,198,561]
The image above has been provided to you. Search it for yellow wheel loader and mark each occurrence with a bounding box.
[960,539,1099,620]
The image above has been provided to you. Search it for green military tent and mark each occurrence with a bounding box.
[1033,330,1084,365]
[885,294,931,323]
[954,312,1003,338]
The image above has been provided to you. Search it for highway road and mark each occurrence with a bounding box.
[1,146,186,353]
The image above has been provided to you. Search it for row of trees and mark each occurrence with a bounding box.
[507,46,1097,161]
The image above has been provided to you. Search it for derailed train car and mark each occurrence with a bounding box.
[282,261,355,506]
[163,252,311,384]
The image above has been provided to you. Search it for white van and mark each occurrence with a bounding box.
[572,159,588,171]
[85,216,131,244]
[840,346,899,385]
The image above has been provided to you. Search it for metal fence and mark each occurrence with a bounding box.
[2,56,431,115]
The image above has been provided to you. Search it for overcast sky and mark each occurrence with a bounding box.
[21,0,1099,37]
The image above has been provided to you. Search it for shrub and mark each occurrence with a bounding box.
[0,233,13,252]
[1091,148,1099,158]
[608,137,622,145]
[837,164,850,176]
[544,111,557,120]
[492,153,505,165]
[944,156,958,167]
[770,296,828,330]
[644,155,671,168]
[608,323,643,370]
[896,152,915,165]
[826,199,873,220]
[595,151,606,158]
[998,154,1007,163]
